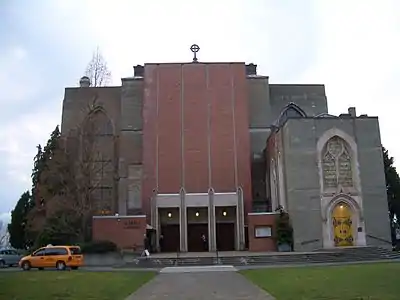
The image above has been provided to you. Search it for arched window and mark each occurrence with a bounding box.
[322,136,353,189]
[274,102,307,127]
[81,109,114,214]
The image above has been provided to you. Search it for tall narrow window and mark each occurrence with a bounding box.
[82,110,114,213]
[322,136,353,189]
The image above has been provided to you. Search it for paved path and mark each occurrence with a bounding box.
[126,271,275,300]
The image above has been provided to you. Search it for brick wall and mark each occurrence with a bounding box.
[142,63,252,214]
[92,216,147,250]
[247,213,277,251]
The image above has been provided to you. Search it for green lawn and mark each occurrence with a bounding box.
[242,263,400,300]
[0,271,156,300]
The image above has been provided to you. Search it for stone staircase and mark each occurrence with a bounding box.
[122,247,400,268]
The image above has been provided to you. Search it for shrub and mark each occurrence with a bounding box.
[275,205,293,247]
[80,240,117,254]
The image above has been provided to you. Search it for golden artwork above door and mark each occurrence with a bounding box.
[332,202,354,247]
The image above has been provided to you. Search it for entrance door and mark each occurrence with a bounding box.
[216,222,235,251]
[187,224,208,252]
[160,224,180,252]
[332,203,354,247]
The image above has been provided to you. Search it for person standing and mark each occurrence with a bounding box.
[142,234,150,258]
[201,234,207,251]
[159,234,164,253]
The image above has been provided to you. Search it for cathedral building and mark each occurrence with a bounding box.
[60,48,391,252]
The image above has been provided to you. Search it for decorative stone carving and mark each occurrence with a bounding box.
[322,136,353,190]
[338,150,352,187]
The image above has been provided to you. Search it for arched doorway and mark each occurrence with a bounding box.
[332,202,354,247]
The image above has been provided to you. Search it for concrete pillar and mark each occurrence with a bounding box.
[179,188,187,252]
[236,203,240,251]
[237,187,245,250]
[208,188,216,251]
[151,190,160,251]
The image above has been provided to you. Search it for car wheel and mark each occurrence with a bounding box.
[56,261,66,271]
[38,267,44,270]
[22,261,31,271]
[71,266,78,270]
[0,260,5,268]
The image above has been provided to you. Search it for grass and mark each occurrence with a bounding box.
[0,270,156,300]
[242,262,400,300]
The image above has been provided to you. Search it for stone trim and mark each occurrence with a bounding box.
[316,128,362,195]
[92,215,146,219]
[248,212,278,216]
[153,190,243,252]
[321,194,366,248]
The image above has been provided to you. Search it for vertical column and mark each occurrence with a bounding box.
[151,190,159,250]
[236,202,240,251]
[179,188,187,252]
[237,187,245,250]
[118,178,128,215]
[117,157,128,215]
[208,188,216,251]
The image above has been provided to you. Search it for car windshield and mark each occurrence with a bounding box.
[69,247,82,255]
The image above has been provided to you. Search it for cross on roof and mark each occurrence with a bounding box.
[190,44,200,63]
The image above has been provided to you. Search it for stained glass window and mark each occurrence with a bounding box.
[322,136,353,189]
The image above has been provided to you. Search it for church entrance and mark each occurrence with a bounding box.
[159,208,180,253]
[332,202,354,247]
[216,223,235,251]
[187,207,208,252]
[215,206,236,251]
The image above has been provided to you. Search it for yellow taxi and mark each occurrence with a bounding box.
[19,245,83,271]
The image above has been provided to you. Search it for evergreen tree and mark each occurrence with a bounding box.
[8,191,33,249]
[31,126,61,205]
[383,147,400,236]
[31,144,44,205]
[43,126,61,161]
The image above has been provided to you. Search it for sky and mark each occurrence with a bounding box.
[0,0,399,224]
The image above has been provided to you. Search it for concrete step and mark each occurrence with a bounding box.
[121,247,400,268]
[160,265,237,273]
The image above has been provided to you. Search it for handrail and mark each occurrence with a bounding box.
[366,234,392,244]
[300,239,320,246]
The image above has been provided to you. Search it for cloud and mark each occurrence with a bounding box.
[0,213,10,225]
[298,0,400,168]
[0,1,93,214]
[0,0,399,217]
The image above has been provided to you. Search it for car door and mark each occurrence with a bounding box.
[30,248,46,267]
[0,250,6,265]
[3,250,13,265]
[44,248,58,267]
[9,250,22,265]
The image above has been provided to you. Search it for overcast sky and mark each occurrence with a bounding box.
[1,0,399,223]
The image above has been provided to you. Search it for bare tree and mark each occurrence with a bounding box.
[84,47,112,87]
[37,95,115,241]
[0,229,9,248]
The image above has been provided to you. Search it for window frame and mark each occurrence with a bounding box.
[254,226,273,238]
[32,248,46,256]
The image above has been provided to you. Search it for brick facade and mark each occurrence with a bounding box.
[142,63,252,214]
[92,216,147,250]
[247,213,277,252]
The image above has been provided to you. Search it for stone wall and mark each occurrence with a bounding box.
[281,117,391,251]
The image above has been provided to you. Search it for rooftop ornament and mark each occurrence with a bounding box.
[190,44,200,63]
